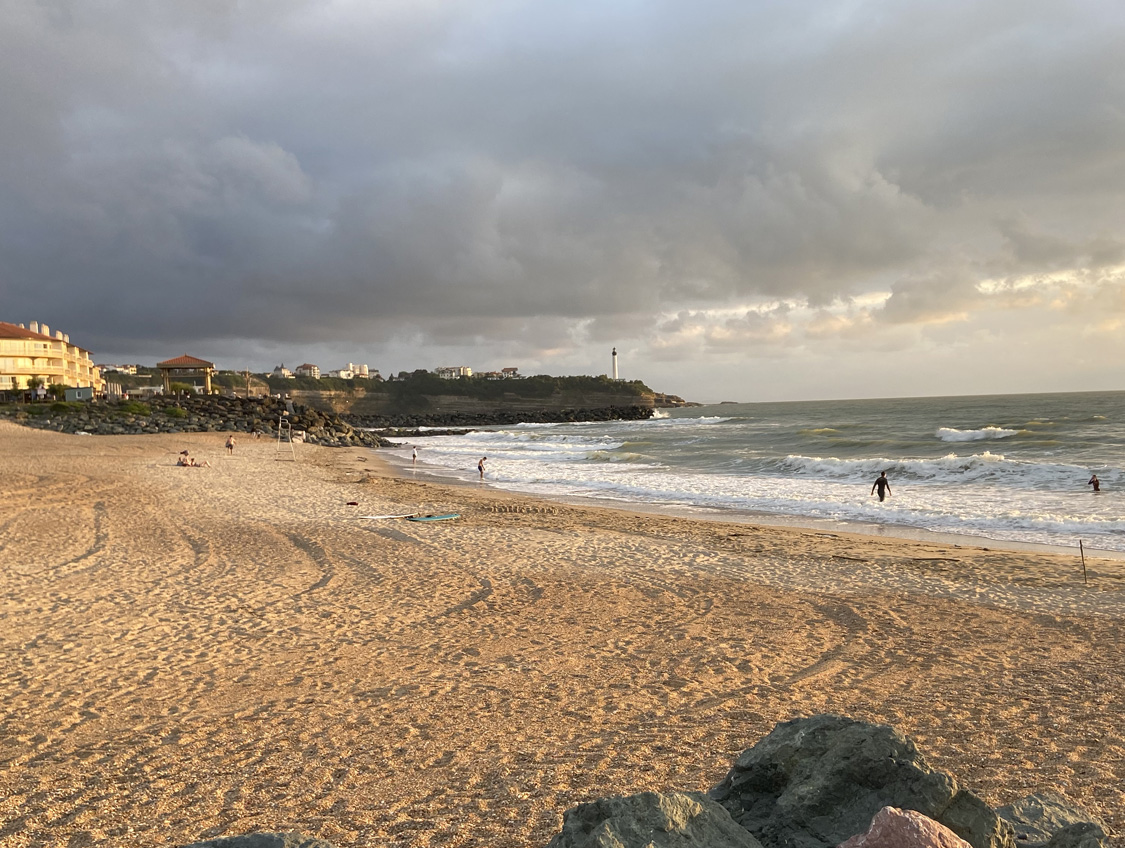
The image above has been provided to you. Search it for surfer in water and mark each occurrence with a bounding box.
[478,456,487,480]
[871,471,891,502]
[1089,474,1101,492]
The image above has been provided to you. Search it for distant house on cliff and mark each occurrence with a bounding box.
[502,367,520,378]
[326,367,354,379]
[435,366,472,379]
[271,364,294,379]
[99,363,139,375]
[295,363,320,379]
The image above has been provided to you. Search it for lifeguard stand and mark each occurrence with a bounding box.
[276,414,296,461]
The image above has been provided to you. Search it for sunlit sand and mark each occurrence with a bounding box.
[1,421,1121,846]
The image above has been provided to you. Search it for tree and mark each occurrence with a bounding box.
[47,383,67,400]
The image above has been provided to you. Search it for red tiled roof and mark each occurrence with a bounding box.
[156,354,215,368]
[0,321,54,341]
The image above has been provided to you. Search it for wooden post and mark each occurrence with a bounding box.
[1080,540,1087,585]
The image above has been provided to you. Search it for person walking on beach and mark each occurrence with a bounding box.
[1089,474,1101,492]
[226,434,236,455]
[478,456,487,480]
[871,471,891,502]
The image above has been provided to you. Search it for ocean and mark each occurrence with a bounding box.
[389,391,1125,554]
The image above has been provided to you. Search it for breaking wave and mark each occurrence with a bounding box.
[937,426,1019,442]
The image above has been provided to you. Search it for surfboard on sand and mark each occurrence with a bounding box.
[361,514,417,520]
[407,513,460,522]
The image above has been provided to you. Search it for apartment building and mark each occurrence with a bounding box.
[0,321,105,395]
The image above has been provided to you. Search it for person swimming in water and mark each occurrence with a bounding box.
[1089,474,1101,492]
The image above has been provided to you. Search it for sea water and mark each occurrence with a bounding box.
[393,391,1125,553]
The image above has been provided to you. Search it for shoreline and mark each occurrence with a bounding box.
[373,449,1125,620]
[380,449,1125,564]
[2,423,1122,846]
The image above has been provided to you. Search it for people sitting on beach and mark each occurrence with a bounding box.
[176,455,190,466]
[190,457,210,467]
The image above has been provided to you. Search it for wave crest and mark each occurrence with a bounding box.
[937,426,1018,442]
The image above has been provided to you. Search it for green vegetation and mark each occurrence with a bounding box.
[164,406,188,419]
[50,401,85,413]
[264,370,651,401]
[104,364,654,412]
[122,400,152,415]
[264,374,354,393]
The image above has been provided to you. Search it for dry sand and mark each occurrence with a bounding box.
[0,420,1122,847]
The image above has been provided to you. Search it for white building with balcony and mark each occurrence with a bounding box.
[0,321,104,395]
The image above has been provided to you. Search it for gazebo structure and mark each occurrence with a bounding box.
[157,354,215,395]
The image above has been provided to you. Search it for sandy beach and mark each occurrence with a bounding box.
[0,420,1122,847]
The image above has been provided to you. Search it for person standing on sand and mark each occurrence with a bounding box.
[226,434,236,455]
[412,447,418,465]
[478,456,486,480]
[1089,474,1101,492]
[871,471,891,502]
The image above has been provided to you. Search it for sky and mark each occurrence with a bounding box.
[2,1,1124,403]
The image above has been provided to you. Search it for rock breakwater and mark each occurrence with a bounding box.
[0,395,394,448]
[0,397,655,446]
[347,404,654,430]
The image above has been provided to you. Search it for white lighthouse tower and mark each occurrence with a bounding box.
[612,347,619,380]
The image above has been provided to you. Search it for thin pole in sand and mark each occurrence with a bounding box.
[1079,540,1088,585]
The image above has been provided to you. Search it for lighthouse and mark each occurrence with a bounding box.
[612,347,619,381]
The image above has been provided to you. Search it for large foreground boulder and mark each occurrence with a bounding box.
[547,790,764,848]
[181,833,335,848]
[840,806,972,848]
[994,793,1108,848]
[708,714,1013,848]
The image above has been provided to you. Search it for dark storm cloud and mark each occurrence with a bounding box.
[2,0,1123,371]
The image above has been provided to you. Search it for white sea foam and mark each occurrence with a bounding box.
[937,426,1019,442]
[398,396,1125,551]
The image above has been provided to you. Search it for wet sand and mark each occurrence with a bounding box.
[0,421,1121,846]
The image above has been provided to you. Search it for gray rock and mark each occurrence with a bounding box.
[1045,822,1109,848]
[547,790,764,848]
[709,714,1013,848]
[995,792,1108,848]
[181,833,335,848]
